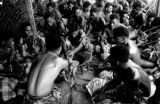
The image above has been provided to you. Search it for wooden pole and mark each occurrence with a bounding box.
[157,0,160,16]
[25,0,37,33]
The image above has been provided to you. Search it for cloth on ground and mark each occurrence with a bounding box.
[0,77,18,101]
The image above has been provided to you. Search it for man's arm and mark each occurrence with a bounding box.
[69,42,83,57]
[132,67,151,97]
[131,53,154,69]
[86,24,93,37]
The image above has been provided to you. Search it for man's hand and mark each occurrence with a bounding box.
[68,51,74,59]
[92,92,107,103]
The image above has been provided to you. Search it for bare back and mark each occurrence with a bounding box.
[28,52,68,97]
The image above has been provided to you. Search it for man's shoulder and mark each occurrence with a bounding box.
[128,40,139,54]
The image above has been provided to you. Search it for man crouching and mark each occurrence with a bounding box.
[27,35,69,104]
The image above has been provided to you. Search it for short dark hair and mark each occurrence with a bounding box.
[120,10,129,16]
[119,10,129,22]
[98,0,105,2]
[67,0,75,5]
[83,1,91,8]
[47,1,57,9]
[105,2,113,8]
[21,22,31,28]
[133,1,142,9]
[110,13,120,21]
[148,12,157,19]
[110,45,130,63]
[21,22,31,33]
[113,26,129,38]
[97,3,103,8]
[72,6,80,12]
[90,7,98,13]
[45,35,63,51]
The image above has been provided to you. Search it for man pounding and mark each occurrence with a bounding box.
[27,35,69,104]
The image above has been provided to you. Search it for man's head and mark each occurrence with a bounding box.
[22,22,33,37]
[73,6,81,17]
[47,1,57,13]
[90,8,98,18]
[45,35,63,55]
[133,1,142,14]
[67,0,75,10]
[97,0,105,7]
[97,3,103,12]
[110,45,130,65]
[83,1,91,12]
[110,13,120,29]
[105,2,113,13]
[120,10,129,26]
[47,16,56,27]
[113,26,129,45]
[147,12,157,24]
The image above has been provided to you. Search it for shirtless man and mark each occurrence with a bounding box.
[93,45,156,103]
[113,26,155,69]
[27,35,69,103]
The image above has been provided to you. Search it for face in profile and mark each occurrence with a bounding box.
[85,5,91,12]
[122,14,129,26]
[106,6,113,13]
[115,36,125,45]
[111,19,119,29]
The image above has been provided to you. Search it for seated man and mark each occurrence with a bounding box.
[93,45,156,103]
[113,26,155,69]
[67,5,85,35]
[17,22,45,59]
[44,16,65,37]
[130,1,147,29]
[70,33,93,65]
[0,31,15,72]
[27,35,69,104]
[86,7,106,41]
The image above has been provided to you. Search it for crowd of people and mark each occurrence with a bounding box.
[1,0,160,104]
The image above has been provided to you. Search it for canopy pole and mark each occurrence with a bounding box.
[157,0,160,16]
[25,0,37,34]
